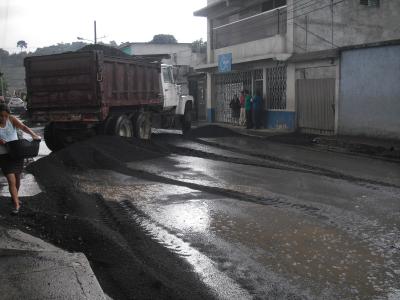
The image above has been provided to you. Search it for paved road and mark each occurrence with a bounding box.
[72,132,400,300]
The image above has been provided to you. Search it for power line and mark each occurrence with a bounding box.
[287,0,347,23]
[287,0,348,48]
[290,0,324,14]
[294,21,339,47]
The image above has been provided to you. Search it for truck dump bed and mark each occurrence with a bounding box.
[25,50,162,123]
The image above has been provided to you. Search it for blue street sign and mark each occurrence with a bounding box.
[218,53,232,73]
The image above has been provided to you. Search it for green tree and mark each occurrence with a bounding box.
[17,40,28,52]
[0,48,9,58]
[0,72,7,97]
[109,40,118,47]
[191,38,207,53]
[149,34,178,44]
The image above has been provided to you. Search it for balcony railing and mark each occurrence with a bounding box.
[212,6,287,49]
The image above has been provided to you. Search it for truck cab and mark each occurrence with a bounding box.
[160,64,193,132]
[161,65,179,108]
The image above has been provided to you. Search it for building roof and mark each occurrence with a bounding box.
[193,0,227,17]
[119,42,191,50]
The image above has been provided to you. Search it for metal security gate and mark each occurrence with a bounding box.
[214,70,262,124]
[296,78,335,135]
[266,65,287,110]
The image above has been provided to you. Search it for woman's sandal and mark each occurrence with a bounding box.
[11,208,19,215]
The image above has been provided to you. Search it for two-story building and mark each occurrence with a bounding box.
[195,0,400,140]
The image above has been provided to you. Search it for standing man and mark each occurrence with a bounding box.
[244,90,253,129]
[229,95,241,125]
[252,90,263,129]
[239,90,246,126]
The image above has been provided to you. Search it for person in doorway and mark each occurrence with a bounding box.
[229,95,241,124]
[252,90,263,129]
[239,90,246,126]
[244,90,253,129]
[0,104,41,214]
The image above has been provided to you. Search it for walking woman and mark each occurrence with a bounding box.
[0,104,41,214]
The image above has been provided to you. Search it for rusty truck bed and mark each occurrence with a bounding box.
[25,51,162,123]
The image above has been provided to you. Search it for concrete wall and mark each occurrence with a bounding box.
[339,45,400,140]
[123,43,206,67]
[2,66,25,94]
[212,35,287,63]
[123,43,206,96]
[292,0,400,53]
[295,60,337,80]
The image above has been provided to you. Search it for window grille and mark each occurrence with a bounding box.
[360,0,379,7]
[266,65,287,110]
[214,70,261,124]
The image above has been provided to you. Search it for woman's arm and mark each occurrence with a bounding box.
[10,116,41,140]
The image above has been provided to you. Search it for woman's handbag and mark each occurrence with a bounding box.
[6,139,41,159]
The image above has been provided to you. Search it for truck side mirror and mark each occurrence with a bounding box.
[176,85,182,95]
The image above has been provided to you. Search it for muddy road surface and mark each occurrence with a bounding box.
[1,126,399,299]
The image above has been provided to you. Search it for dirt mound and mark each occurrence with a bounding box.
[77,44,160,63]
[268,133,317,146]
[19,136,213,300]
[187,125,241,138]
[52,135,166,170]
[78,44,132,58]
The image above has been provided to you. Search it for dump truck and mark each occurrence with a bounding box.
[24,47,193,151]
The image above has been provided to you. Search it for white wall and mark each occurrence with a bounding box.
[126,43,193,66]
[213,35,287,63]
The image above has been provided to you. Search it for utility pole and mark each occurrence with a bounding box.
[0,72,4,97]
[94,20,97,44]
[305,15,308,51]
[331,0,334,48]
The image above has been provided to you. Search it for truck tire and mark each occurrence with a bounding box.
[106,115,133,138]
[44,123,65,152]
[182,102,192,134]
[134,112,152,140]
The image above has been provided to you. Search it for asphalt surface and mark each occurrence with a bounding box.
[1,126,399,299]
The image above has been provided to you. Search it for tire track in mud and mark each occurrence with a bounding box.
[88,148,322,217]
[14,192,218,300]
[74,193,253,300]
[175,137,400,189]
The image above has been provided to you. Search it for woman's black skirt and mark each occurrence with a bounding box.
[0,154,24,175]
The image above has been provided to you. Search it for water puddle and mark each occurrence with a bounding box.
[119,201,252,300]
[0,173,42,197]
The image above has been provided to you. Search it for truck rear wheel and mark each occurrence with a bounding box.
[182,102,192,134]
[106,115,133,138]
[134,112,152,140]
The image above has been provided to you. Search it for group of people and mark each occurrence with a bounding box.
[229,90,263,129]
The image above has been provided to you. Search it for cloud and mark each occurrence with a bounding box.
[1,0,207,52]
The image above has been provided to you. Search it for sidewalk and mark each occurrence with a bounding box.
[196,122,400,161]
[0,225,106,299]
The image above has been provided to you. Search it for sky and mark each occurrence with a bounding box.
[0,0,207,53]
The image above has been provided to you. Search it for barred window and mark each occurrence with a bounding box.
[266,65,287,110]
[360,0,379,7]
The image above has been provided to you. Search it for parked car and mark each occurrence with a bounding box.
[8,97,27,113]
